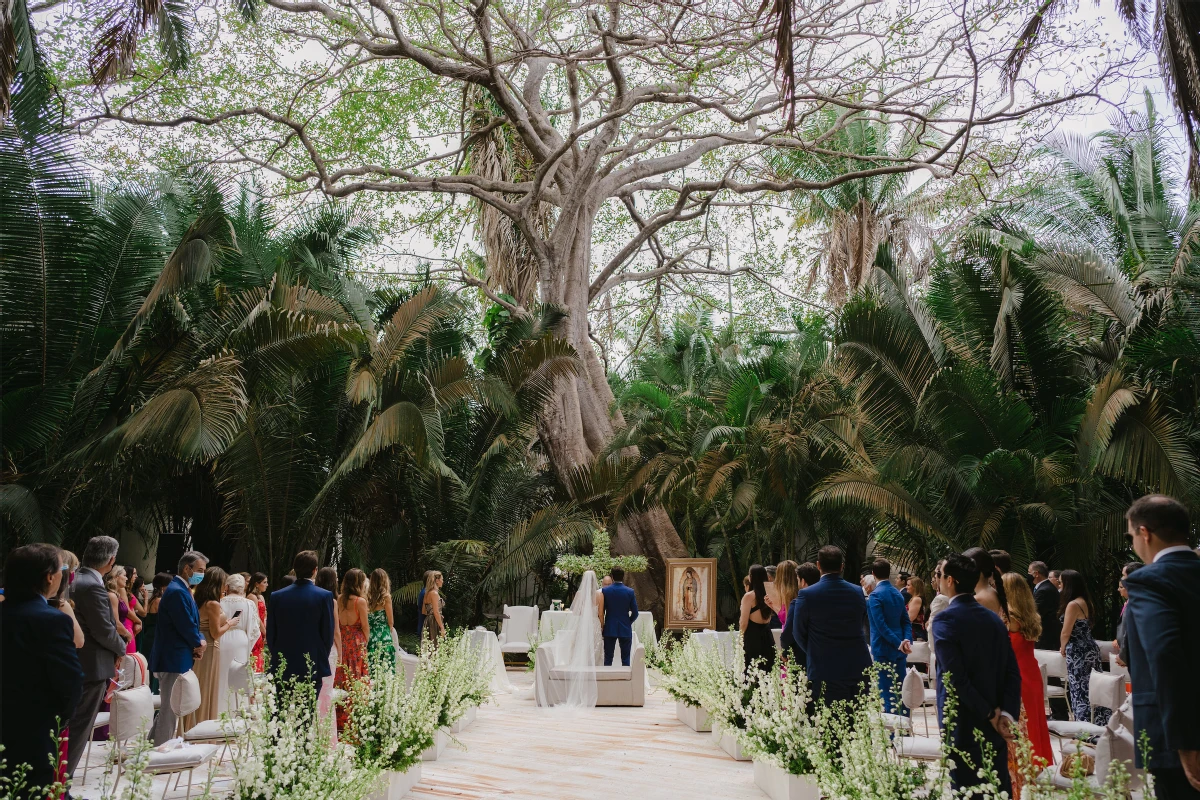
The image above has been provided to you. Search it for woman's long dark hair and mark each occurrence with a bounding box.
[964,547,1007,616]
[1058,569,1094,618]
[748,564,769,612]
[315,566,338,595]
[339,568,366,610]
[193,567,227,608]
[150,572,172,602]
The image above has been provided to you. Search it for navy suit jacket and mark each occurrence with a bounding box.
[149,576,203,674]
[867,580,912,662]
[1124,549,1200,770]
[791,573,871,684]
[1,596,84,787]
[267,578,335,684]
[930,594,1021,746]
[780,597,806,665]
[1033,580,1061,651]
[601,582,638,639]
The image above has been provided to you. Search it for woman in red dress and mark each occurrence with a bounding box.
[248,572,268,671]
[1001,573,1054,790]
[334,569,371,734]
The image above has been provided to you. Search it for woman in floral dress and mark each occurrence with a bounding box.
[334,568,371,733]
[366,568,396,671]
[1059,569,1110,725]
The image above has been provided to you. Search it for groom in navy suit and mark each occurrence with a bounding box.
[931,552,1021,796]
[267,550,335,697]
[599,567,638,666]
[790,545,872,705]
[1123,494,1200,800]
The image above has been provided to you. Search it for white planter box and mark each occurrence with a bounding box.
[713,728,750,761]
[421,729,449,761]
[753,760,820,800]
[676,701,712,732]
[448,706,477,734]
[366,766,422,800]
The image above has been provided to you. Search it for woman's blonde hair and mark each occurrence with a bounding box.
[775,561,800,608]
[1001,572,1042,642]
[368,568,392,610]
[104,564,126,592]
[423,570,442,593]
[340,568,367,609]
[908,576,925,604]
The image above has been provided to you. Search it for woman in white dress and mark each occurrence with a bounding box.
[219,573,260,713]
[534,570,602,708]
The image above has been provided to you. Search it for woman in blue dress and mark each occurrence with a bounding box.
[1058,569,1109,725]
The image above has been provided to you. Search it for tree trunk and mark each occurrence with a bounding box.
[535,204,690,626]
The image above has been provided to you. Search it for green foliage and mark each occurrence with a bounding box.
[554,529,648,577]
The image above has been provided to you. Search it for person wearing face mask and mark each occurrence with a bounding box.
[149,550,208,745]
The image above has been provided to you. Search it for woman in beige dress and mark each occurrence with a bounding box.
[183,567,237,730]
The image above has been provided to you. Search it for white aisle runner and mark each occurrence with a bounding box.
[413,672,761,800]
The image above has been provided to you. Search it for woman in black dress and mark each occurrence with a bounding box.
[740,564,777,674]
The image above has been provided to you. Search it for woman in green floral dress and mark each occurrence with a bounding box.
[366,568,396,671]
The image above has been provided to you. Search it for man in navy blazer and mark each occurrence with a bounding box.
[599,567,639,666]
[267,550,335,697]
[2,544,83,796]
[931,552,1021,796]
[149,550,207,744]
[1123,494,1200,799]
[866,559,912,714]
[790,545,872,704]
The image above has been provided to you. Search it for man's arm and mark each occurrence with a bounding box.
[320,594,335,656]
[76,580,127,658]
[45,613,84,724]
[792,594,809,652]
[931,613,994,723]
[628,591,639,626]
[1126,576,1200,754]
[867,594,901,649]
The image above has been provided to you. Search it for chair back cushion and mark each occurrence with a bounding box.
[1034,649,1068,679]
[901,667,925,711]
[171,670,202,716]
[1089,670,1126,712]
[110,686,154,742]
[120,653,149,689]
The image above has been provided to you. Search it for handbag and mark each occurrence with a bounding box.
[1059,751,1096,778]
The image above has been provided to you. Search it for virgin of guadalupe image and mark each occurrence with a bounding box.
[680,567,701,620]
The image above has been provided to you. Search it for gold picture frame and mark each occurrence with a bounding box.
[664,557,718,630]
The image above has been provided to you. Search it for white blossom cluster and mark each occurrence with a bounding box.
[737,662,816,776]
[414,631,493,730]
[346,654,440,774]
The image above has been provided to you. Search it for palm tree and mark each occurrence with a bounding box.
[770,109,936,305]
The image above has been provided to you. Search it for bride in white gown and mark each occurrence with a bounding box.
[533,570,603,708]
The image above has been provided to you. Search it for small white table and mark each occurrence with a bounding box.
[633,611,656,646]
[467,627,512,693]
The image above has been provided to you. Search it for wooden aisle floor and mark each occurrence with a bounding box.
[412,672,761,800]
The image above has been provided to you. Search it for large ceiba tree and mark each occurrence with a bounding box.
[61,0,1117,611]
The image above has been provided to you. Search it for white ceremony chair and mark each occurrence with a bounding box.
[1047,670,1126,747]
[108,685,219,800]
[497,604,539,659]
[1034,649,1070,717]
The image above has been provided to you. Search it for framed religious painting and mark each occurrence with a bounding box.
[664,558,717,630]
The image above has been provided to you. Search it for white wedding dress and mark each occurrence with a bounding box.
[531,570,602,708]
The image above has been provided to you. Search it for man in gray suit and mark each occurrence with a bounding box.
[64,536,127,779]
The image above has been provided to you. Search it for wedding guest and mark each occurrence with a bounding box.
[989,549,1012,574]
[104,565,137,655]
[1048,569,1062,590]
[149,551,207,745]
[129,571,145,616]
[601,575,613,587]
[367,568,396,670]
[764,565,782,629]
[1123,494,1200,800]
[906,576,927,641]
[220,572,260,709]
[314,566,341,733]
[1027,560,1060,650]
[782,562,818,667]
[740,564,777,674]
[248,572,268,672]
[65,536,128,776]
[267,552,335,698]
[140,573,171,690]
[416,569,433,635]
[49,550,85,649]
[3,545,84,798]
[1001,572,1053,790]
[420,570,446,639]
[791,545,872,705]
[774,561,798,629]
[280,574,296,588]
[926,559,950,651]
[1113,562,1141,668]
[931,553,1020,796]
[866,559,912,714]
[185,567,237,729]
[335,569,370,733]
[964,547,1007,619]
[1058,568,1108,725]
[899,571,912,604]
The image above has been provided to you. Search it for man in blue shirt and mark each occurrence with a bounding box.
[149,550,207,744]
[866,559,912,714]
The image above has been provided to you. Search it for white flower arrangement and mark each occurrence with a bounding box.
[658,629,750,732]
[737,661,816,776]
[346,653,439,774]
[414,630,493,730]
[229,673,378,800]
